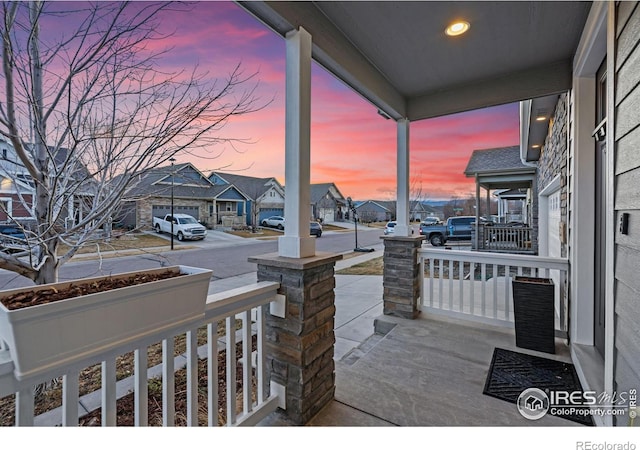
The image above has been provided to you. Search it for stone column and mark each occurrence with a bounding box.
[248,252,342,425]
[381,235,425,319]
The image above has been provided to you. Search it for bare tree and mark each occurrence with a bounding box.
[0,2,265,284]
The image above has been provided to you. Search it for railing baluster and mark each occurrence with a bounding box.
[102,357,117,426]
[226,316,237,426]
[134,347,148,427]
[15,388,34,426]
[242,310,253,415]
[419,256,425,311]
[481,263,487,317]
[186,329,198,426]
[492,264,498,319]
[62,370,79,426]
[458,261,464,313]
[438,258,444,308]
[504,265,511,321]
[162,336,175,427]
[207,322,219,427]
[448,259,454,310]
[469,263,475,316]
[429,258,435,308]
[257,305,266,405]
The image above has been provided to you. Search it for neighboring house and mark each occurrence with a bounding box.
[410,200,431,222]
[310,183,347,223]
[210,172,285,226]
[464,146,538,252]
[121,163,249,229]
[493,189,529,224]
[354,200,393,223]
[0,138,94,229]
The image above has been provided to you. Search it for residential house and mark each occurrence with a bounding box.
[493,189,529,224]
[237,0,637,427]
[209,172,284,226]
[121,163,249,229]
[0,138,94,229]
[310,183,347,223]
[464,146,538,252]
[353,200,393,223]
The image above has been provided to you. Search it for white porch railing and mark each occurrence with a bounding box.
[0,281,285,426]
[418,248,569,333]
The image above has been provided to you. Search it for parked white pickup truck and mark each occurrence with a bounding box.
[153,214,207,241]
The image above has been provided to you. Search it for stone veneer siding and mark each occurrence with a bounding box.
[381,235,425,319]
[248,252,342,425]
[537,93,569,258]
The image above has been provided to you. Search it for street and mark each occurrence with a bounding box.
[0,227,385,290]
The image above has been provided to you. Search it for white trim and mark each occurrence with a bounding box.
[395,119,410,236]
[603,1,616,425]
[568,1,611,423]
[279,27,315,258]
[538,174,562,257]
[0,197,12,216]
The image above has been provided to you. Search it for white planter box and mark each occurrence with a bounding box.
[0,265,212,380]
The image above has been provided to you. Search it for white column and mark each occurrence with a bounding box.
[395,118,410,236]
[279,27,315,258]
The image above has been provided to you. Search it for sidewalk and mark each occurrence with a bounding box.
[208,244,384,360]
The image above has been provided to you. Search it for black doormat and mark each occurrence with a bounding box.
[483,348,593,426]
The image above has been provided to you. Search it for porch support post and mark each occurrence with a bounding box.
[395,119,410,236]
[381,234,425,319]
[475,176,480,250]
[279,27,315,258]
[485,187,491,219]
[248,252,342,424]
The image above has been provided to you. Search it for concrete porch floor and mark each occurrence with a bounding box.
[310,313,579,427]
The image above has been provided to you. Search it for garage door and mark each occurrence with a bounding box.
[152,205,200,220]
[547,190,562,320]
[318,208,334,224]
[547,190,561,258]
[259,208,284,222]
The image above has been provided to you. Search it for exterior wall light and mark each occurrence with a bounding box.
[445,21,470,36]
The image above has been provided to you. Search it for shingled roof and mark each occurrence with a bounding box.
[464,146,535,176]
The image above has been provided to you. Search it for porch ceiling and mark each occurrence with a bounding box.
[238,1,592,121]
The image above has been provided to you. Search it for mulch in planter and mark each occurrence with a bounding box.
[0,270,185,311]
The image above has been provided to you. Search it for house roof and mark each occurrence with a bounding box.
[126,163,232,200]
[310,183,346,204]
[239,1,591,121]
[464,146,535,177]
[355,200,392,212]
[211,172,281,200]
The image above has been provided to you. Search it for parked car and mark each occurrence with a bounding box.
[0,225,28,252]
[383,221,396,235]
[261,215,285,230]
[420,216,485,246]
[421,217,442,226]
[153,214,207,241]
[310,221,323,237]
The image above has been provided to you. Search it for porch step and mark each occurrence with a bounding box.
[340,319,397,366]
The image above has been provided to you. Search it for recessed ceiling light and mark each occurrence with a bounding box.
[531,144,541,149]
[445,21,470,36]
[536,116,547,121]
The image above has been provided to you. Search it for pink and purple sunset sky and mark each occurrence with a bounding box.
[91,2,522,200]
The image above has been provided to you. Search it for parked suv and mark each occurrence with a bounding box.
[261,215,285,230]
[310,221,323,237]
[383,221,396,235]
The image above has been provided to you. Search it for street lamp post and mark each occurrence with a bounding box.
[170,158,176,250]
[347,197,374,253]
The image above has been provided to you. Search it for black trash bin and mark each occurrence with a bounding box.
[512,276,555,354]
